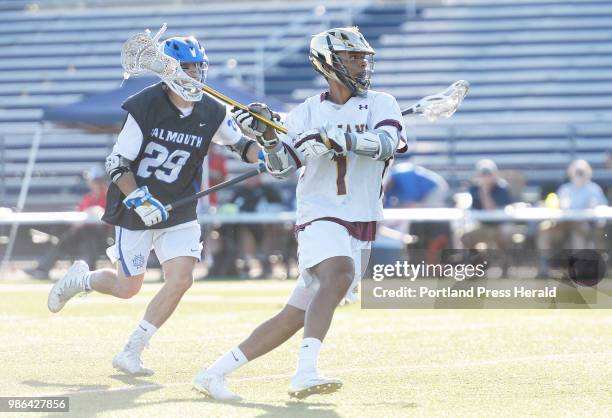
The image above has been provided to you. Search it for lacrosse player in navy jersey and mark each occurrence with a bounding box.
[46,36,291,376]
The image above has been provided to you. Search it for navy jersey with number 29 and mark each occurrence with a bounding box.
[103,82,226,230]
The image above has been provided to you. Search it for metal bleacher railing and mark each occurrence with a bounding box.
[2,207,612,226]
[2,205,610,277]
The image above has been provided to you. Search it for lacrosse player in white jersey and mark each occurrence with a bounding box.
[192,26,407,400]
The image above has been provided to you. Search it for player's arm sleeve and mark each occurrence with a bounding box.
[255,108,305,180]
[347,93,407,161]
[212,107,243,146]
[113,113,143,160]
[212,106,259,163]
[276,106,306,169]
[105,113,142,183]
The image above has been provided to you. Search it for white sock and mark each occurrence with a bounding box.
[137,320,157,340]
[83,271,92,292]
[126,320,157,352]
[206,347,248,376]
[296,337,322,374]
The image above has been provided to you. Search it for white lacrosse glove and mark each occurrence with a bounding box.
[295,124,348,160]
[319,124,348,157]
[123,186,168,227]
[258,148,293,180]
[295,129,331,160]
[231,103,281,148]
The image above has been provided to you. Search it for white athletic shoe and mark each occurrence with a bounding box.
[112,350,154,376]
[47,260,89,313]
[192,369,242,401]
[288,372,343,399]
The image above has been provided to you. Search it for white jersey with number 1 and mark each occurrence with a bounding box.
[282,90,406,225]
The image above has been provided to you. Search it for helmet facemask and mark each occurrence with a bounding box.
[161,36,208,102]
[330,51,374,95]
[309,27,376,96]
[166,61,208,102]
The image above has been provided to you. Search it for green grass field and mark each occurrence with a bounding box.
[1,279,611,418]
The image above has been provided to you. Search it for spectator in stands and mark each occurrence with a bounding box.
[385,161,448,209]
[537,160,607,276]
[381,161,450,264]
[460,159,515,252]
[606,148,612,170]
[24,166,109,280]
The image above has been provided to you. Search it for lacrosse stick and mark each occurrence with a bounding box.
[165,164,266,212]
[122,25,467,133]
[401,80,469,121]
[121,24,288,134]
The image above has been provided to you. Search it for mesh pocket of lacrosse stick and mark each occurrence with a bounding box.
[121,24,179,79]
[410,80,470,122]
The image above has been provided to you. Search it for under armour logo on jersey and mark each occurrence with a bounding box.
[359,104,368,110]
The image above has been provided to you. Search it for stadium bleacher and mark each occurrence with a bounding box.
[0,0,360,209]
[1,0,612,210]
[290,0,612,190]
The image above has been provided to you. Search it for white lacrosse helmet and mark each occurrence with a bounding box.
[309,27,375,96]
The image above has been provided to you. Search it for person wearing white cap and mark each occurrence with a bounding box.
[537,159,607,277]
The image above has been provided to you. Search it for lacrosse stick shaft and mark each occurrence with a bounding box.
[121,25,287,135]
[200,85,288,134]
[401,105,419,116]
[165,164,265,212]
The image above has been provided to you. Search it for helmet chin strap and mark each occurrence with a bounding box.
[334,68,365,97]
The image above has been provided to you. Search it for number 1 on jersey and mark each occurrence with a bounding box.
[335,156,347,195]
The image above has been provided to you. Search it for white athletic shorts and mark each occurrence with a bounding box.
[106,220,202,277]
[287,220,371,310]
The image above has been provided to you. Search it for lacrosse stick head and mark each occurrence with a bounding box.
[413,80,470,122]
[121,24,177,78]
[121,24,206,101]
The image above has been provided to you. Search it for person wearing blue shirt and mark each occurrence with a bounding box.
[380,162,449,265]
[385,162,448,208]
